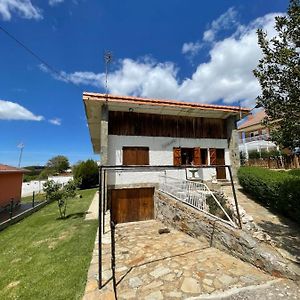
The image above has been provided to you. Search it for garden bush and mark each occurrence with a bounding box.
[73,159,98,189]
[238,167,300,224]
[206,192,232,221]
[288,169,300,177]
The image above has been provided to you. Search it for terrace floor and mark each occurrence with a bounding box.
[83,217,300,300]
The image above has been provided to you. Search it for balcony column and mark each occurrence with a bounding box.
[100,103,108,165]
[226,116,240,179]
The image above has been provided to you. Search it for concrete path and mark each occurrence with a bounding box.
[85,191,99,221]
[82,219,299,300]
[222,185,300,264]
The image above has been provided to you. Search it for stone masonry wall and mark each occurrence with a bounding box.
[154,191,300,281]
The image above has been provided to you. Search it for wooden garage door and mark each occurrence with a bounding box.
[111,187,154,224]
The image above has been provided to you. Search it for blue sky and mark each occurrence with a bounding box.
[0,0,288,167]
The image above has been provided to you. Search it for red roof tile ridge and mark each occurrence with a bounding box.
[238,110,267,129]
[83,92,250,112]
[0,164,28,173]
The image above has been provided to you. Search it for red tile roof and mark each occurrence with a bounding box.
[0,164,28,173]
[83,93,250,114]
[238,110,267,130]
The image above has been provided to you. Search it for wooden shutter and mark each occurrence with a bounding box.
[123,147,149,165]
[173,147,181,166]
[193,147,201,165]
[136,147,149,165]
[123,147,136,165]
[209,148,217,165]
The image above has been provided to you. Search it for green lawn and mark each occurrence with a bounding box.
[21,193,46,204]
[0,188,98,300]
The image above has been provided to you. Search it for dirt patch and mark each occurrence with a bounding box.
[6,281,20,289]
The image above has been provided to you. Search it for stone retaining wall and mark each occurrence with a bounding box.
[154,191,300,281]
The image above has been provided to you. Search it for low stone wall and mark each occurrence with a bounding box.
[154,191,300,280]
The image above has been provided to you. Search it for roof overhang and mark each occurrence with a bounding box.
[83,93,250,154]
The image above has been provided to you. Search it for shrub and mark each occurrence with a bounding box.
[248,151,260,159]
[238,167,300,224]
[73,160,98,189]
[206,192,232,221]
[43,180,77,218]
[288,169,300,177]
[240,151,247,166]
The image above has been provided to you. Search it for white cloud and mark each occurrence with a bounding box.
[0,0,42,21]
[49,0,64,7]
[41,12,281,107]
[39,64,103,87]
[0,100,44,121]
[203,7,238,42]
[182,7,238,56]
[182,42,202,56]
[49,118,61,125]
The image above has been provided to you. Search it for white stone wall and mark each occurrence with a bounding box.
[107,135,230,186]
[22,180,46,197]
[48,175,73,185]
[22,176,73,197]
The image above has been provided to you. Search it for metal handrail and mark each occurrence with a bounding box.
[159,176,237,228]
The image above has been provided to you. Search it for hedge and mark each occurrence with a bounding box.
[288,169,300,177]
[237,167,300,224]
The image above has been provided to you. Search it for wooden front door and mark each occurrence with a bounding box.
[216,149,226,179]
[111,187,154,224]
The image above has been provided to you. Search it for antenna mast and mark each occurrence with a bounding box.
[103,51,113,96]
[17,142,24,167]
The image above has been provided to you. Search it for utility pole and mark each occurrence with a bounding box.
[17,143,24,167]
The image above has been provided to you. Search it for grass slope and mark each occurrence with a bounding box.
[21,193,45,204]
[0,188,98,300]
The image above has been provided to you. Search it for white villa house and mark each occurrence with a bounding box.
[83,93,249,223]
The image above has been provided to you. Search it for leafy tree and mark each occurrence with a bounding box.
[38,168,55,180]
[253,0,300,149]
[73,159,98,189]
[46,155,70,174]
[43,180,77,219]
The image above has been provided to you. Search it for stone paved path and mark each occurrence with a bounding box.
[221,185,300,263]
[85,191,99,221]
[83,218,285,300]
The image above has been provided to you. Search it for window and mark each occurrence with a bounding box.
[201,149,208,165]
[123,147,149,165]
[173,147,201,166]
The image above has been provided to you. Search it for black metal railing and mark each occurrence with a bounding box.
[97,164,242,294]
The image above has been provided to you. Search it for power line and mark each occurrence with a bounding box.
[0,24,63,79]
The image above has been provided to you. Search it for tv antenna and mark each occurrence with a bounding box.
[103,51,113,96]
[17,142,25,167]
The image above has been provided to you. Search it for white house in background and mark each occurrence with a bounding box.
[238,110,277,158]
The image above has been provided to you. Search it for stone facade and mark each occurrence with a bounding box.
[226,116,240,179]
[154,191,300,281]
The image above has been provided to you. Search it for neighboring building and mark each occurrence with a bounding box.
[0,164,28,211]
[238,110,277,157]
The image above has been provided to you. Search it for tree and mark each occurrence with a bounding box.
[253,0,300,150]
[46,155,70,174]
[43,180,77,219]
[73,159,98,189]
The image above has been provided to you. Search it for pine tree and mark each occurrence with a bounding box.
[253,0,300,149]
